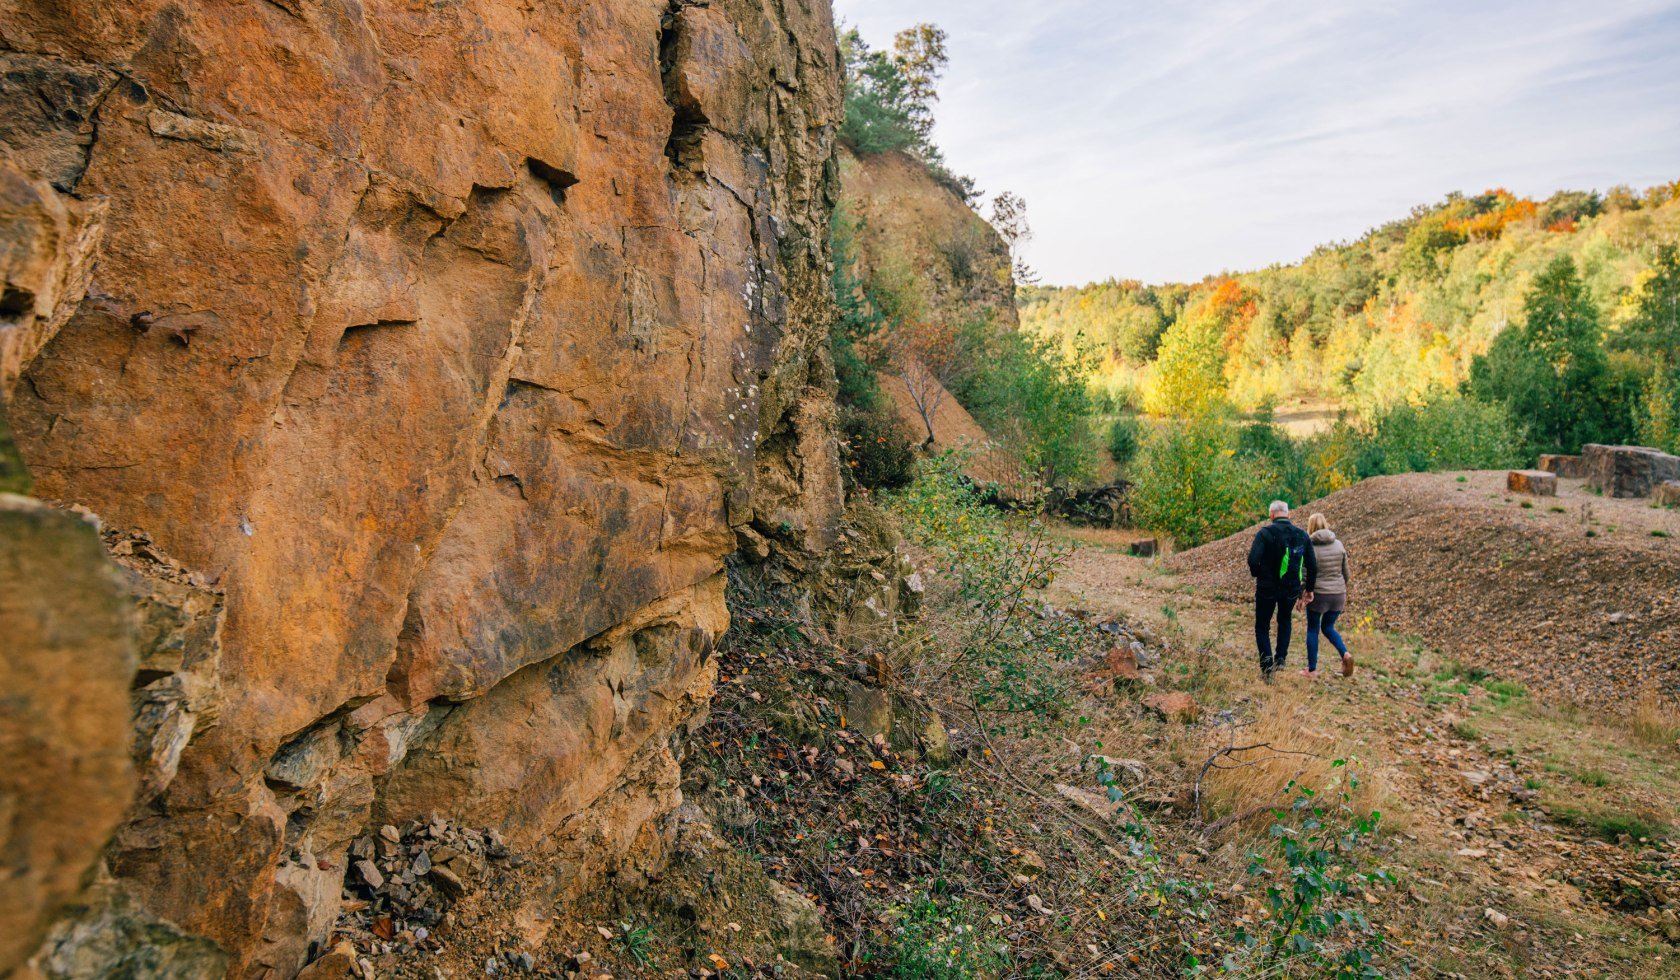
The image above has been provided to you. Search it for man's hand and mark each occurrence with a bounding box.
[1303,591,1315,606]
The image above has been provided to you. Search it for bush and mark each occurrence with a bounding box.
[1130,414,1272,549]
[1107,414,1143,468]
[887,454,1087,720]
[840,403,917,492]
[885,894,1008,978]
[1357,396,1524,475]
[946,325,1101,488]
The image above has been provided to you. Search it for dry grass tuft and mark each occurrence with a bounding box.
[1629,685,1680,749]
[1194,684,1385,837]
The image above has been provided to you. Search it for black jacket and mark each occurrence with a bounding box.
[1248,517,1317,596]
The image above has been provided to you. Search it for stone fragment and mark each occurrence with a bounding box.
[1143,692,1199,724]
[1583,444,1680,498]
[297,942,358,979]
[1538,454,1586,478]
[354,861,384,891]
[1506,470,1557,496]
[429,866,466,899]
[1655,481,1680,508]
[1105,645,1142,682]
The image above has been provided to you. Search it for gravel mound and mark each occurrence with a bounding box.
[1166,471,1680,709]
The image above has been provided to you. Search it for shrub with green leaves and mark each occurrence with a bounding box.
[888,454,1086,721]
[1107,414,1143,469]
[884,894,1009,979]
[1235,771,1392,978]
[1129,413,1273,549]
[1353,395,1525,476]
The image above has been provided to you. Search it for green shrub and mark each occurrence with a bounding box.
[1130,413,1272,549]
[946,324,1101,488]
[1106,414,1143,468]
[1357,396,1525,475]
[840,403,917,492]
[885,894,1008,978]
[887,454,1087,720]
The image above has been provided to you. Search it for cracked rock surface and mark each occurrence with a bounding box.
[0,0,845,974]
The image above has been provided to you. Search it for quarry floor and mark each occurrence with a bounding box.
[1044,473,1680,977]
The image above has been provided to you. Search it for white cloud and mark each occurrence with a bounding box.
[833,0,1680,284]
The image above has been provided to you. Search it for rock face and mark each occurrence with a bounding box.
[0,0,845,975]
[1538,454,1585,479]
[0,498,136,976]
[837,147,1017,334]
[1584,444,1680,498]
[1507,470,1558,496]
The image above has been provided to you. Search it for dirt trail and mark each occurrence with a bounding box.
[1041,490,1680,977]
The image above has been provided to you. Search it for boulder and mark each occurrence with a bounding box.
[1537,454,1586,479]
[1507,470,1558,496]
[1129,538,1160,558]
[1143,691,1199,724]
[1656,481,1680,508]
[1583,444,1680,498]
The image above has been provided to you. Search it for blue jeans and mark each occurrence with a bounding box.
[1305,609,1347,672]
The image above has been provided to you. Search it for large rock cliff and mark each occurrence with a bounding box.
[0,0,844,974]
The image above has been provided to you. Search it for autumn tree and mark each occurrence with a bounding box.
[891,24,948,145]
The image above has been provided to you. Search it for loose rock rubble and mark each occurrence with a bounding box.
[327,818,511,973]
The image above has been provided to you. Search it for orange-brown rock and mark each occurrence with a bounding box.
[0,0,845,974]
[0,498,135,975]
[1143,691,1199,724]
[1507,470,1558,496]
[1537,454,1585,479]
[837,147,1017,333]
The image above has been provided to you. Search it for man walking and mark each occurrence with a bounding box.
[1247,500,1316,681]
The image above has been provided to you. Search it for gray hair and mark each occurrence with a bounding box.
[1269,500,1290,517]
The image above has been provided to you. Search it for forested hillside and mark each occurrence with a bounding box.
[1023,185,1680,418]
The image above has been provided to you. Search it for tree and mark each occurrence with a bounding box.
[1615,244,1680,360]
[989,191,1038,286]
[1469,256,1629,454]
[1129,414,1269,549]
[838,29,918,154]
[896,327,962,447]
[1145,305,1228,417]
[891,24,948,145]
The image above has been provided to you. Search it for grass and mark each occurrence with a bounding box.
[1551,803,1671,844]
[1631,687,1680,747]
[1484,680,1528,705]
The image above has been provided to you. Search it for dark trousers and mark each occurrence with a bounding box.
[1305,609,1348,672]
[1255,589,1299,673]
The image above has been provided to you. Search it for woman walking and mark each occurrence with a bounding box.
[1301,513,1353,678]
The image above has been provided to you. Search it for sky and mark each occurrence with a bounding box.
[831,0,1680,286]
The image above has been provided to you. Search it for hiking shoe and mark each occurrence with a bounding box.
[1341,653,1355,678]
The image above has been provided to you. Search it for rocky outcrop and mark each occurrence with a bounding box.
[1584,444,1680,498]
[837,147,1017,333]
[0,499,136,976]
[0,0,845,975]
